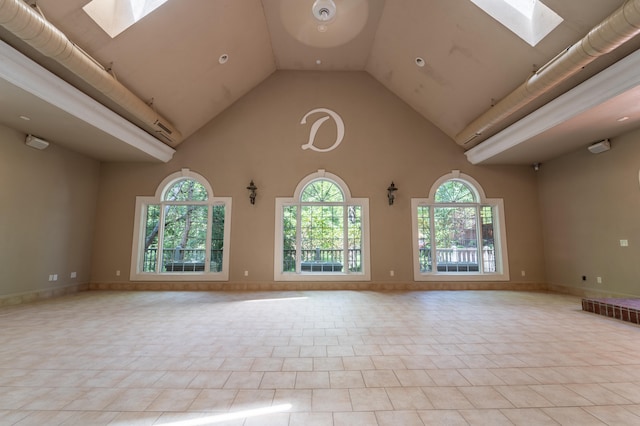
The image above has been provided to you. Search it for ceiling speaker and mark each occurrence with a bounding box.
[587,139,610,154]
[25,134,50,150]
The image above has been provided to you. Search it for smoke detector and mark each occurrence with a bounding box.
[312,0,337,22]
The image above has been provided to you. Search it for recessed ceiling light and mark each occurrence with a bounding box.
[617,116,629,122]
[19,115,30,121]
[415,57,425,67]
[219,54,229,64]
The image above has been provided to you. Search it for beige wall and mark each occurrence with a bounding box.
[91,71,545,287]
[0,124,100,299]
[539,128,640,297]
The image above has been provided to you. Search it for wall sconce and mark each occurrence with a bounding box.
[387,181,397,205]
[247,180,257,205]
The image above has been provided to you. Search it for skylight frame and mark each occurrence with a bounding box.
[469,0,563,46]
[83,0,170,38]
[505,0,537,18]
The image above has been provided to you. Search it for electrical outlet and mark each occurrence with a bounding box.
[521,270,526,277]
[390,270,395,277]
[620,239,629,247]
[244,270,249,276]
[597,276,602,284]
[116,270,121,276]
[70,271,77,279]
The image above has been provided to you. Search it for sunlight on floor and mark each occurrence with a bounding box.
[243,296,308,303]
[154,403,292,426]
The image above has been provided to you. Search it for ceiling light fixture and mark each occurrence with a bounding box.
[617,116,629,122]
[415,57,425,67]
[219,54,229,64]
[312,0,337,23]
[280,0,367,48]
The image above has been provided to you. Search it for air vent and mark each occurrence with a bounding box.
[155,131,174,143]
[155,121,173,134]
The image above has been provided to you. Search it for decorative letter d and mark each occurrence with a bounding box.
[300,108,345,153]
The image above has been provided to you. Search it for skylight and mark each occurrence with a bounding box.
[83,0,170,38]
[505,0,537,18]
[469,0,563,46]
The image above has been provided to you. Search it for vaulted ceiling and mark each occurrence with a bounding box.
[1,0,640,164]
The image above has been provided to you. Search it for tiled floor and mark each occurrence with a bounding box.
[1,290,640,425]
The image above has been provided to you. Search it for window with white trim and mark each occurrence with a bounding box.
[130,169,231,281]
[275,170,370,281]
[411,171,509,281]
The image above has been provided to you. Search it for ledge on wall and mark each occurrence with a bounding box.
[0,283,89,307]
[88,281,549,292]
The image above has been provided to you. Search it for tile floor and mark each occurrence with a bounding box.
[1,290,640,425]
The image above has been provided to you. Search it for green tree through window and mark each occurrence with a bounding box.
[412,173,508,280]
[276,172,369,280]
[132,170,231,280]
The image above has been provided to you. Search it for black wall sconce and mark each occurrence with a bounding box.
[387,181,397,205]
[247,180,257,205]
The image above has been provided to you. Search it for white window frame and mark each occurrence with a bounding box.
[411,170,510,281]
[274,170,371,281]
[130,168,231,281]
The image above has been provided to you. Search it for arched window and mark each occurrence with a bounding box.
[130,169,231,281]
[275,170,370,281]
[411,171,509,281]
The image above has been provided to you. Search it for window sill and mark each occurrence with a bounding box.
[413,272,510,282]
[275,272,371,282]
[129,272,229,281]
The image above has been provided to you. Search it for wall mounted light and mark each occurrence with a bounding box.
[247,180,257,205]
[25,134,49,150]
[587,139,610,154]
[387,182,397,205]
